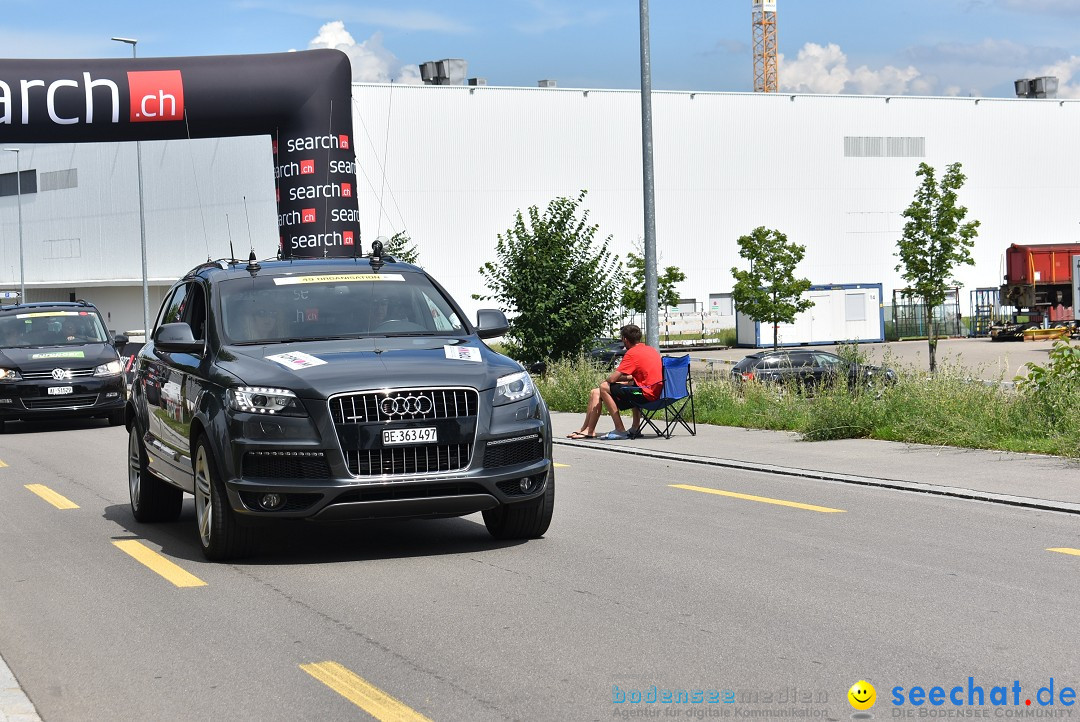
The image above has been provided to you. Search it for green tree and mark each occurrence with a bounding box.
[475,190,623,363]
[895,162,980,373]
[730,226,813,350]
[620,245,686,315]
[384,231,419,265]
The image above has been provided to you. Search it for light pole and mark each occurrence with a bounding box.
[112,36,150,334]
[2,148,24,300]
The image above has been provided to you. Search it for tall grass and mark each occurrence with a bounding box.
[532,353,1080,459]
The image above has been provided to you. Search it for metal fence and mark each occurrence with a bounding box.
[890,288,962,339]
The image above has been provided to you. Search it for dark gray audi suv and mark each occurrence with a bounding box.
[126,249,553,560]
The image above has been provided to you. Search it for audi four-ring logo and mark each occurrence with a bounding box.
[380,395,434,416]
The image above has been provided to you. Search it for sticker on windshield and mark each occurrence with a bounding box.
[16,311,88,319]
[265,351,328,370]
[273,274,404,285]
[444,346,482,362]
[30,351,86,360]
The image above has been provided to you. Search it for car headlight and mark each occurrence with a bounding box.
[493,370,535,406]
[0,368,20,382]
[94,360,124,377]
[227,387,308,416]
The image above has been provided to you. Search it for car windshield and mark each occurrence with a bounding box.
[0,309,109,347]
[218,271,468,344]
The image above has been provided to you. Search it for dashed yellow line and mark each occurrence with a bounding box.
[24,484,79,509]
[301,661,433,722]
[112,540,207,588]
[554,462,569,468]
[670,484,846,513]
[1048,548,1080,557]
[0,458,8,468]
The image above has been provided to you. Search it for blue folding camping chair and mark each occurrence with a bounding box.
[630,354,696,439]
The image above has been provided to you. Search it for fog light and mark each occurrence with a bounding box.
[259,493,285,510]
[519,477,536,493]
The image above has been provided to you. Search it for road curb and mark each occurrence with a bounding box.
[0,652,41,722]
[553,439,1080,515]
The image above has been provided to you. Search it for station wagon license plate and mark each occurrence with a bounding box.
[382,427,438,446]
[47,386,73,395]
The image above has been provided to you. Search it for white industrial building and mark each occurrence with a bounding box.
[1,82,1077,334]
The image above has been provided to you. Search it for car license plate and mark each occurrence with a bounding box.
[47,386,74,396]
[382,427,437,445]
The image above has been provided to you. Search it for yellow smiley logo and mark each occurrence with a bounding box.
[848,680,876,711]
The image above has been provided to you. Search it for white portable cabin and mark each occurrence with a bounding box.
[736,283,884,347]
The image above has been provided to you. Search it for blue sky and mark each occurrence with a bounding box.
[1,0,1078,97]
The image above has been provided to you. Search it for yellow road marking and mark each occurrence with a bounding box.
[1048,548,1080,557]
[0,458,8,468]
[670,484,846,513]
[554,462,569,468]
[301,661,433,722]
[112,540,207,588]
[24,484,79,509]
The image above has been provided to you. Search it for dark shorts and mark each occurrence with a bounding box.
[610,383,645,410]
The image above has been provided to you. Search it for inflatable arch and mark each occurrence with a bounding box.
[0,48,360,259]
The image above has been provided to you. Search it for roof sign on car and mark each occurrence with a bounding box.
[272,273,404,285]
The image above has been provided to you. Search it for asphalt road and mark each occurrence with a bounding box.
[1,421,1078,720]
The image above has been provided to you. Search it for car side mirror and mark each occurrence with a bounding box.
[113,333,129,346]
[154,322,203,354]
[475,309,509,339]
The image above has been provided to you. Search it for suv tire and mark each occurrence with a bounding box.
[483,466,555,540]
[194,434,255,561]
[128,423,182,522]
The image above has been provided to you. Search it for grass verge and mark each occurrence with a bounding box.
[532,354,1080,459]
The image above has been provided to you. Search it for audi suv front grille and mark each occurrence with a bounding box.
[330,388,479,477]
[329,388,478,424]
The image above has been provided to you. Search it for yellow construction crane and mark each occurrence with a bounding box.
[752,0,778,92]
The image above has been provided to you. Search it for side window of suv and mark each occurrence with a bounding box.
[158,284,189,330]
[185,284,207,342]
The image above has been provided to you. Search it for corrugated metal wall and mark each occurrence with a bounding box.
[2,86,1078,330]
[351,85,1080,319]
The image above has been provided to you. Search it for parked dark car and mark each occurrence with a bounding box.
[730,349,897,391]
[588,337,625,368]
[0,300,128,432]
[126,250,554,560]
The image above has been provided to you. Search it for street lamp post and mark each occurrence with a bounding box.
[111,36,150,335]
[2,148,25,300]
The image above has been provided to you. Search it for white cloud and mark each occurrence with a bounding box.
[779,42,933,96]
[307,21,423,84]
[1031,55,1080,98]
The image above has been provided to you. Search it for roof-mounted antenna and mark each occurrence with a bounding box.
[246,249,261,275]
[242,195,254,257]
[226,213,236,263]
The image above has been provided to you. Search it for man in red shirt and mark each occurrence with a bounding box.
[567,324,663,440]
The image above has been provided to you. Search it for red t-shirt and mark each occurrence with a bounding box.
[617,343,663,401]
